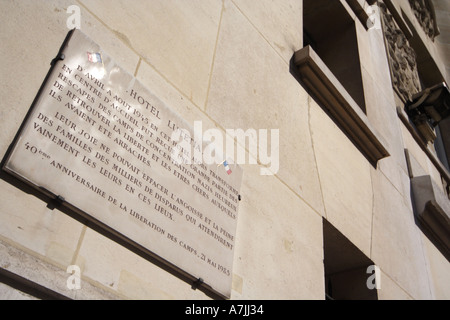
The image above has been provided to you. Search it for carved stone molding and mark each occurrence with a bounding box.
[409,0,439,41]
[380,3,422,102]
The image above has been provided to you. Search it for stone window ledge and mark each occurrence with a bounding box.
[411,175,450,260]
[293,45,390,167]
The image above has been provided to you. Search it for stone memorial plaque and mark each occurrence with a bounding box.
[3,30,243,298]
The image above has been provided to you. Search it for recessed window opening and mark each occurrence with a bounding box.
[323,219,378,300]
[303,0,367,113]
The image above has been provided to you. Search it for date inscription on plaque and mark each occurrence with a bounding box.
[3,30,242,298]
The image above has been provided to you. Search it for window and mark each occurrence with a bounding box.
[435,120,450,172]
[293,0,390,166]
[303,0,366,113]
[323,219,378,300]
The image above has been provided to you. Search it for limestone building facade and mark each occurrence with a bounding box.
[0,0,449,300]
